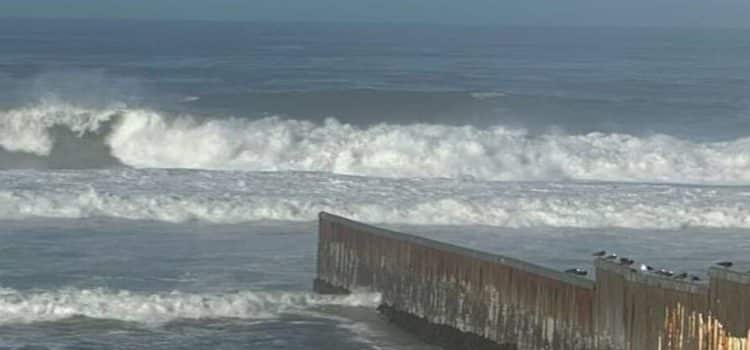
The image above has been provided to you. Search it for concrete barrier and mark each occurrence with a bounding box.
[314,212,750,350]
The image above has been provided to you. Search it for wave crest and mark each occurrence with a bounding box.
[0,100,121,156]
[3,101,750,184]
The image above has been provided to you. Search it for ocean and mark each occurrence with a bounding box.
[1,18,750,349]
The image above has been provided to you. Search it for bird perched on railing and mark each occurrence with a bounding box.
[655,269,675,277]
[716,261,733,268]
[565,268,588,276]
[592,250,606,258]
[619,257,635,266]
[674,272,688,280]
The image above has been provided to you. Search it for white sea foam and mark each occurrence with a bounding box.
[3,102,750,184]
[1,169,750,229]
[0,100,120,155]
[181,96,200,103]
[0,287,380,325]
[470,91,506,100]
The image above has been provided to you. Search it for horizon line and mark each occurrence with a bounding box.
[1,16,749,31]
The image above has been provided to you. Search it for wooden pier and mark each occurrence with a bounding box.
[314,212,750,350]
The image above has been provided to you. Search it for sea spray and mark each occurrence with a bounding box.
[3,101,750,184]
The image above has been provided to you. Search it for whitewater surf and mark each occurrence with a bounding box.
[1,19,749,350]
[4,101,750,184]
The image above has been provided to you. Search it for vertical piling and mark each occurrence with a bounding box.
[314,212,750,350]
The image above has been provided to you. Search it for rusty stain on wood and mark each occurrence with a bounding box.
[314,212,750,350]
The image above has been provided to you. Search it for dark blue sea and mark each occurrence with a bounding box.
[1,19,750,349]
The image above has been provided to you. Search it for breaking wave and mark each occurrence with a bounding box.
[0,287,380,325]
[3,101,750,184]
[2,169,750,229]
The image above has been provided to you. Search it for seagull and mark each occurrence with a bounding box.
[639,264,654,272]
[716,261,733,269]
[604,253,618,261]
[655,269,675,277]
[619,257,635,266]
[674,272,688,280]
[592,250,607,257]
[565,268,588,276]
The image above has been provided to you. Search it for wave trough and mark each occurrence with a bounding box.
[3,101,750,184]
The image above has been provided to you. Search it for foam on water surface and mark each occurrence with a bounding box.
[0,287,380,325]
[1,169,750,229]
[3,22,748,350]
[3,101,750,184]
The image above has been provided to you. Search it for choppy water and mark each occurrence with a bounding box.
[1,19,750,349]
[0,220,436,349]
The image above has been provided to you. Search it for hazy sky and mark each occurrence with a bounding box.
[2,0,750,28]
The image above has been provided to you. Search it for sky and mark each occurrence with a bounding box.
[1,0,750,28]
